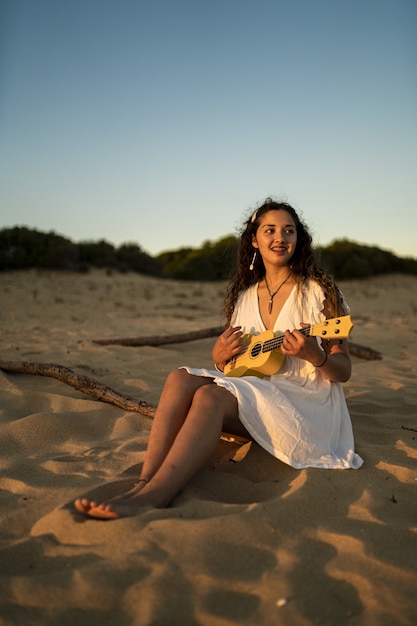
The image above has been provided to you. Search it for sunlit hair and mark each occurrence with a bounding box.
[224,198,344,323]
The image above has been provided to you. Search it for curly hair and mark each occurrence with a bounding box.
[224,198,344,323]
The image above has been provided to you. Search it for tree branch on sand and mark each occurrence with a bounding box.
[0,360,251,458]
[0,360,156,416]
[93,326,225,347]
[93,327,383,361]
[348,341,382,361]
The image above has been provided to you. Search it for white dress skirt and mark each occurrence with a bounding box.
[181,280,363,470]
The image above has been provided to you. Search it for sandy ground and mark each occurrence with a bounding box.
[0,270,416,626]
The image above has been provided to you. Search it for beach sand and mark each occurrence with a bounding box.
[0,270,416,626]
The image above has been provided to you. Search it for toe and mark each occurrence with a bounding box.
[87,504,120,520]
[74,498,97,513]
[74,498,89,513]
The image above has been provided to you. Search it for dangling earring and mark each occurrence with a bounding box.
[249,251,257,271]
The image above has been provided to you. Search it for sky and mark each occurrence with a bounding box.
[1,0,416,259]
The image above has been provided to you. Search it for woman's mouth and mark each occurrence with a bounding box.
[271,246,287,255]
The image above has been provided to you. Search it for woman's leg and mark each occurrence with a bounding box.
[138,383,238,506]
[74,369,227,516]
[77,379,239,519]
[139,369,214,482]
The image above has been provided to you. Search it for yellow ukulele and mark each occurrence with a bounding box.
[224,315,354,378]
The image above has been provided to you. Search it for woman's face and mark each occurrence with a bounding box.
[252,209,297,268]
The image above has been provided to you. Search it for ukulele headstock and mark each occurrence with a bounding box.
[311,315,354,339]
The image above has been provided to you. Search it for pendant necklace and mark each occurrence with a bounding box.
[264,272,292,314]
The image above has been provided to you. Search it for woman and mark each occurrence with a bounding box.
[75,198,363,519]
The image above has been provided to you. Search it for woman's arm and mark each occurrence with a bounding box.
[281,328,352,383]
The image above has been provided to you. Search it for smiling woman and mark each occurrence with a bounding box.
[74,197,362,521]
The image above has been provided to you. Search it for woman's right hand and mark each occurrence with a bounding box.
[212,326,243,372]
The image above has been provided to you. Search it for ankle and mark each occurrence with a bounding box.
[134,477,149,486]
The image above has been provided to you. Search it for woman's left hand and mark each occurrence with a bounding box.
[281,325,324,364]
[281,323,352,382]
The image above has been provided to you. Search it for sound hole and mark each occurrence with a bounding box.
[251,343,262,358]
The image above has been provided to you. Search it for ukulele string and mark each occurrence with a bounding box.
[232,325,313,363]
[263,327,311,353]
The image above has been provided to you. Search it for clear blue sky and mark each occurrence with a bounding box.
[1,0,416,258]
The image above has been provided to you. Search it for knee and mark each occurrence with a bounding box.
[164,368,190,388]
[166,368,186,383]
[192,383,221,410]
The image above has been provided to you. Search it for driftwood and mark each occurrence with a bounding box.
[0,360,156,418]
[347,341,382,361]
[93,327,382,361]
[93,326,225,346]
[0,360,251,455]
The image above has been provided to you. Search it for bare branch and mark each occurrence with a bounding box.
[93,326,382,361]
[0,360,251,449]
[93,326,225,346]
[348,342,382,360]
[0,360,156,417]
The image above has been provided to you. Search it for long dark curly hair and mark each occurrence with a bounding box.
[224,198,344,323]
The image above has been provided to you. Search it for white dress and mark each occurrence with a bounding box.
[182,280,363,470]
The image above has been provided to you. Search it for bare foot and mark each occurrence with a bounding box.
[75,495,152,519]
[82,502,123,520]
[74,498,98,514]
[74,478,150,517]
[74,481,157,519]
[95,497,156,518]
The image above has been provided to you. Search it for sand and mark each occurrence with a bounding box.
[0,270,416,626]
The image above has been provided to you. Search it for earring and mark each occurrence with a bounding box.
[249,251,257,271]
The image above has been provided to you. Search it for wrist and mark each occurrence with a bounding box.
[214,362,224,373]
[312,351,328,368]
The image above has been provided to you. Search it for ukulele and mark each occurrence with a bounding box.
[224,315,354,378]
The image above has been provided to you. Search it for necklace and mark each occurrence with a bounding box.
[264,272,292,314]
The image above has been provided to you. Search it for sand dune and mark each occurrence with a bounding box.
[1,270,416,625]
